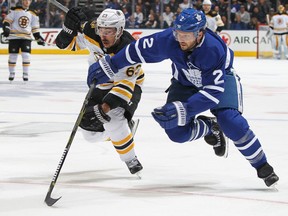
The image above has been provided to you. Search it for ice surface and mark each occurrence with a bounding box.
[0,55,288,216]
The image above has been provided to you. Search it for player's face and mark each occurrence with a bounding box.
[203,4,211,13]
[174,30,198,51]
[22,0,31,9]
[98,27,117,48]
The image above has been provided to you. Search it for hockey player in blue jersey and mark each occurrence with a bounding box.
[86,8,279,187]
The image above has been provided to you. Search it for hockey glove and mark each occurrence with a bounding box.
[87,55,117,86]
[2,22,10,37]
[63,7,87,36]
[33,32,45,46]
[151,101,189,130]
[80,104,111,131]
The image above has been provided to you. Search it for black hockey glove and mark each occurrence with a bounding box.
[80,104,111,132]
[2,22,10,37]
[33,32,45,46]
[63,7,87,36]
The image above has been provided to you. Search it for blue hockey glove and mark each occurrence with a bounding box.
[151,101,189,130]
[87,55,117,86]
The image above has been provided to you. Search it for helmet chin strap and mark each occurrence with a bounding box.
[189,30,205,51]
[112,29,123,46]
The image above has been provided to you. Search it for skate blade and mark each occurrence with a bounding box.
[223,137,229,158]
[135,171,142,180]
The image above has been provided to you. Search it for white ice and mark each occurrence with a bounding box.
[0,55,288,216]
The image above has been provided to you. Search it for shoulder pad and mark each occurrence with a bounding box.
[28,9,38,16]
[11,6,23,11]
[211,10,217,17]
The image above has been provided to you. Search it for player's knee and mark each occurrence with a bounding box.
[214,108,250,141]
[81,129,107,142]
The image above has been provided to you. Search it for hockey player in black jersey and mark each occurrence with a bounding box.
[55,8,144,175]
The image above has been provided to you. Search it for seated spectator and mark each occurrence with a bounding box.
[133,4,144,28]
[162,5,174,28]
[244,0,256,15]
[145,13,159,28]
[122,6,131,28]
[179,0,190,11]
[165,0,179,13]
[251,6,267,24]
[150,0,162,18]
[236,5,251,29]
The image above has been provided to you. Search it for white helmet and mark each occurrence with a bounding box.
[202,0,212,5]
[97,9,125,39]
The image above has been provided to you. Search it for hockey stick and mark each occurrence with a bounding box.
[0,33,56,46]
[44,81,96,206]
[49,0,68,13]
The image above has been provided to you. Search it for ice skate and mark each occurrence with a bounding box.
[23,72,28,82]
[125,156,143,176]
[257,163,279,187]
[198,115,228,158]
[8,72,15,82]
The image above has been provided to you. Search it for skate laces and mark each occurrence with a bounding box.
[211,125,221,147]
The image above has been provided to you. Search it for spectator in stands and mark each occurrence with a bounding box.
[106,0,121,10]
[179,0,190,11]
[216,0,228,19]
[49,6,65,28]
[145,13,159,28]
[30,0,46,27]
[162,5,174,28]
[133,4,144,28]
[193,0,203,10]
[251,6,265,25]
[121,0,132,13]
[165,0,179,13]
[244,0,256,15]
[236,5,251,29]
[247,16,258,30]
[257,0,271,24]
[150,0,162,17]
[122,6,131,28]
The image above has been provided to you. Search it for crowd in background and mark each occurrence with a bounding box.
[1,0,288,30]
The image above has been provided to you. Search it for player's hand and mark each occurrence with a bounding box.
[63,7,87,36]
[87,55,117,86]
[80,104,111,131]
[151,101,189,129]
[36,36,45,46]
[3,24,10,37]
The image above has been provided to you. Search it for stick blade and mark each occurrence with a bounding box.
[44,192,62,206]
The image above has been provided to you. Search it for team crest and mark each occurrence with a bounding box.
[18,16,29,28]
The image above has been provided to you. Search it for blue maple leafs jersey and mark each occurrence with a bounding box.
[110,28,235,116]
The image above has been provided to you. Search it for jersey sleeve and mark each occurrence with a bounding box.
[111,28,173,69]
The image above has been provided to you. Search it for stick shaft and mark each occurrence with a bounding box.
[45,81,96,206]
[49,0,69,13]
